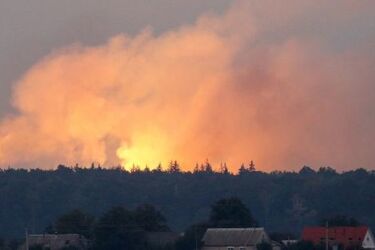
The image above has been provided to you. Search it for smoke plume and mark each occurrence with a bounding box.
[1,0,374,171]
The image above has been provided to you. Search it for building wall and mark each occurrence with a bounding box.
[21,234,88,250]
[362,230,375,249]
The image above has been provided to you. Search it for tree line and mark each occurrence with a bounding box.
[2,198,363,250]
[0,164,374,243]
[47,197,258,250]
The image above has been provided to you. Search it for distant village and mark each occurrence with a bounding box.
[11,196,375,250]
[0,165,374,250]
[18,224,375,250]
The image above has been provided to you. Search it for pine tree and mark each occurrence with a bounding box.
[154,163,163,173]
[168,161,181,173]
[249,160,256,171]
[204,159,213,173]
[239,163,247,175]
[220,162,229,174]
[193,163,200,174]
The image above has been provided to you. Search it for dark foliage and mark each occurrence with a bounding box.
[319,215,360,227]
[257,241,273,250]
[94,205,171,249]
[7,239,22,250]
[29,244,44,250]
[0,166,374,239]
[269,232,296,243]
[286,240,315,250]
[54,209,95,238]
[134,204,170,232]
[209,197,258,227]
[93,206,147,250]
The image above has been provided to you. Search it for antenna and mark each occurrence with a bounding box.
[25,228,29,250]
[326,221,329,250]
[195,225,198,250]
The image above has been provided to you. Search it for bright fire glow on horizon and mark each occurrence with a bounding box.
[116,145,160,169]
[0,0,375,172]
[116,131,170,169]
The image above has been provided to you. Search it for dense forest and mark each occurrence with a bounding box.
[0,163,374,240]
[29,197,261,250]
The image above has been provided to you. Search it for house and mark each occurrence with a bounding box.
[201,228,281,250]
[302,226,375,250]
[19,234,89,250]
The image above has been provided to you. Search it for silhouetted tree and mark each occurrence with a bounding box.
[299,166,316,176]
[134,204,170,232]
[2,164,375,241]
[319,215,360,227]
[168,161,181,173]
[153,163,163,173]
[220,162,229,174]
[93,206,146,250]
[8,239,22,250]
[0,238,4,249]
[209,197,258,227]
[249,161,256,171]
[287,241,315,250]
[55,209,95,238]
[318,166,337,176]
[56,164,73,174]
[29,245,44,250]
[193,163,200,174]
[130,165,141,173]
[204,160,213,173]
[239,163,247,175]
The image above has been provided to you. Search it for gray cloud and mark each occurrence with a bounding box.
[0,0,231,116]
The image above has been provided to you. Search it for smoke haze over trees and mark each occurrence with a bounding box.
[0,165,374,239]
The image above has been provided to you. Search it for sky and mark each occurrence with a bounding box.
[0,0,374,172]
[0,0,231,117]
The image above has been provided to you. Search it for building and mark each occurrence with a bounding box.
[201,228,281,250]
[20,234,89,250]
[302,226,375,250]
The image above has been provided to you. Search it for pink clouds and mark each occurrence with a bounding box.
[0,0,374,171]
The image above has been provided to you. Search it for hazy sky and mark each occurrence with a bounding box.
[0,0,231,116]
[1,0,375,171]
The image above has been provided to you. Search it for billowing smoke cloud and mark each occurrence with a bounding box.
[1,0,374,171]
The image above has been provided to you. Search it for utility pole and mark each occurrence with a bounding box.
[25,228,29,250]
[326,221,329,250]
[194,225,198,250]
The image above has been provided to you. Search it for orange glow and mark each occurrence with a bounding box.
[116,145,159,170]
[116,130,170,170]
[0,1,374,171]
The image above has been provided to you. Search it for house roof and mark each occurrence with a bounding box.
[202,228,269,247]
[28,234,84,242]
[302,226,369,248]
[27,234,88,250]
